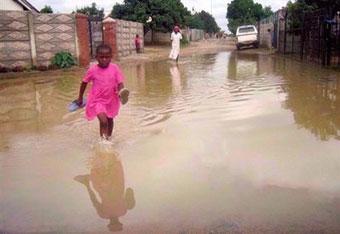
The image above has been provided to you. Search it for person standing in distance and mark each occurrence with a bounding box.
[169,25,182,63]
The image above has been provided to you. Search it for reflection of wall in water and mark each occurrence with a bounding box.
[0,75,80,136]
[258,55,275,74]
[0,80,39,134]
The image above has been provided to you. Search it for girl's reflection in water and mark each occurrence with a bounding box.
[74,143,135,232]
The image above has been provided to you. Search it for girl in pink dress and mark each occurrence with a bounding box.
[76,44,129,140]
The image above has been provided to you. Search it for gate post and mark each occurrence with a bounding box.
[103,17,117,60]
[300,13,305,60]
[284,11,288,54]
[75,14,91,67]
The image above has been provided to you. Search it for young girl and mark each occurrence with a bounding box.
[76,44,129,140]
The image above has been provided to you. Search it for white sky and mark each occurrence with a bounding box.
[29,0,289,32]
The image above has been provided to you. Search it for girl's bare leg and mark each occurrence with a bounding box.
[97,113,109,139]
[108,117,114,137]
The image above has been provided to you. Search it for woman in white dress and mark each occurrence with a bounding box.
[169,26,182,62]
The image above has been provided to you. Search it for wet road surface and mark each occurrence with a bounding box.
[1,52,340,233]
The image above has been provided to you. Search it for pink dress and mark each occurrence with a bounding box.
[83,63,124,120]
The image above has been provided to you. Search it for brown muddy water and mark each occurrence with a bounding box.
[1,52,340,233]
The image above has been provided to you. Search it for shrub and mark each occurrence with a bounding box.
[180,36,189,46]
[0,66,10,73]
[37,65,48,71]
[48,64,58,70]
[51,51,76,69]
[12,66,24,72]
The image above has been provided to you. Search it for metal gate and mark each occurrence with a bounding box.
[281,8,340,66]
[88,16,103,58]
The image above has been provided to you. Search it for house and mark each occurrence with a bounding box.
[0,0,39,13]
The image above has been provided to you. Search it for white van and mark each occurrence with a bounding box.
[236,25,258,50]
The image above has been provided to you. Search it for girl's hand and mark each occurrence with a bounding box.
[119,88,129,105]
[76,97,83,106]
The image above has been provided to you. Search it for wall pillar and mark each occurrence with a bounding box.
[102,17,117,60]
[75,14,90,67]
[27,12,37,67]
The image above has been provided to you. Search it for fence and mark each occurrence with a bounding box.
[115,19,144,57]
[259,9,286,49]
[260,8,340,66]
[0,11,145,70]
[0,10,90,68]
[88,17,144,58]
[88,16,103,59]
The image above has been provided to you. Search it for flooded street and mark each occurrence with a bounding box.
[1,51,340,233]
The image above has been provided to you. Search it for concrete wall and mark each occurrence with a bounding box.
[115,19,144,57]
[145,28,204,44]
[190,29,204,41]
[259,9,286,50]
[144,30,171,44]
[0,10,90,68]
[259,20,274,48]
[33,13,77,66]
[0,10,31,67]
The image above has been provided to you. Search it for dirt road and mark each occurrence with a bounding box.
[120,38,236,63]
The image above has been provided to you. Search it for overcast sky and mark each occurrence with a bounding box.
[29,0,289,32]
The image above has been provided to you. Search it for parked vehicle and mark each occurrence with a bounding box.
[236,25,258,50]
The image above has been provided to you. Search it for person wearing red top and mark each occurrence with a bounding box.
[135,34,141,53]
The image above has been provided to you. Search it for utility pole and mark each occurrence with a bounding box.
[211,0,212,15]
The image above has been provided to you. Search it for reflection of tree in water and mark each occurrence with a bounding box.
[279,58,340,141]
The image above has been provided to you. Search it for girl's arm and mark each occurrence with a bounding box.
[77,81,87,105]
[118,82,124,92]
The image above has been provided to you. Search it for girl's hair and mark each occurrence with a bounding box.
[96,44,112,55]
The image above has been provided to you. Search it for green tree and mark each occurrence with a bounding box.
[286,0,340,29]
[76,2,104,18]
[304,0,340,10]
[187,13,205,29]
[286,0,314,29]
[40,5,53,13]
[226,0,273,34]
[111,0,191,33]
[197,11,220,33]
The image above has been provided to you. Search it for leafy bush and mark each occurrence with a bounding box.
[37,65,48,71]
[0,66,10,73]
[181,36,189,46]
[12,66,24,72]
[48,64,58,70]
[51,51,76,69]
